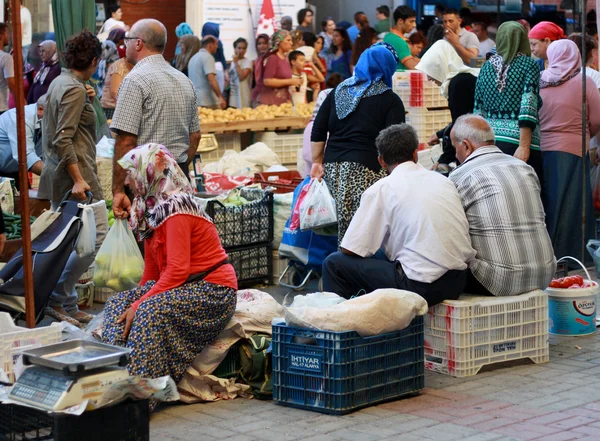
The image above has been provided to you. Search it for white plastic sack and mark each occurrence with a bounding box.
[96,136,115,158]
[239,142,282,171]
[284,289,428,337]
[299,179,337,231]
[203,150,254,176]
[288,292,346,309]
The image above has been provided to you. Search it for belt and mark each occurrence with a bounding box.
[185,258,230,284]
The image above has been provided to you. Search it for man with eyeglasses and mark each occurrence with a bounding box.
[111,19,201,220]
[449,114,555,297]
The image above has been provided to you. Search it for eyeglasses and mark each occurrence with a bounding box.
[124,36,145,44]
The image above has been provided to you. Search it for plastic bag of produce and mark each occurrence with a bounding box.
[299,179,337,231]
[93,219,144,292]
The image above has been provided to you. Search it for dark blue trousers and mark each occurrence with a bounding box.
[322,252,467,306]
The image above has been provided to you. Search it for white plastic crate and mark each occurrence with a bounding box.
[392,71,449,109]
[254,131,303,166]
[199,133,242,164]
[0,312,62,383]
[424,290,549,377]
[405,107,452,145]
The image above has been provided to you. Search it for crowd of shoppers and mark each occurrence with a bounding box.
[1,2,600,401]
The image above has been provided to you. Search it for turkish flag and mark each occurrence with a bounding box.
[256,0,277,38]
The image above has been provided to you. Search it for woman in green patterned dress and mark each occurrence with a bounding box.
[473,21,544,195]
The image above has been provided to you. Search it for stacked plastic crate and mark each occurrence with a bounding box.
[393,71,452,149]
[205,188,274,287]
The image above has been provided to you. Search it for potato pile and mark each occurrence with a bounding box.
[198,102,315,123]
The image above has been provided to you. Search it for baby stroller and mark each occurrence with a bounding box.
[0,191,91,323]
[278,177,337,290]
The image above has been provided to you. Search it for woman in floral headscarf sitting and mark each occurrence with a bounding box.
[258,30,304,105]
[103,144,237,391]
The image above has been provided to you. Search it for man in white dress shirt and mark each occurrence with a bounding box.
[322,124,476,306]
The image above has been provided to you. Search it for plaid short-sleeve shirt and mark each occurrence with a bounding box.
[111,54,201,163]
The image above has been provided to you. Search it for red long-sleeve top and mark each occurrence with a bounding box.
[131,214,238,312]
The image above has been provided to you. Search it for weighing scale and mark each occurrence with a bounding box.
[8,340,131,411]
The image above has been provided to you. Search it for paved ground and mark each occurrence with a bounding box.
[149,278,600,441]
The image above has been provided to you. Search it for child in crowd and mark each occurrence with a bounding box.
[229,38,253,108]
[298,32,327,100]
[289,50,308,105]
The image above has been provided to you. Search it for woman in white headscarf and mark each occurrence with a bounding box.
[27,40,61,104]
[416,40,479,169]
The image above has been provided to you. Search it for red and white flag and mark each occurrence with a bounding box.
[256,0,277,38]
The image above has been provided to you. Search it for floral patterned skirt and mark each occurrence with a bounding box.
[103,280,236,384]
[324,161,387,247]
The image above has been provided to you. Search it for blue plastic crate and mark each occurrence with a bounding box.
[272,316,424,415]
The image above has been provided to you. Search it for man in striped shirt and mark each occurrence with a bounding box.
[449,114,556,296]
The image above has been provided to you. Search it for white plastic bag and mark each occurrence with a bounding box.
[284,289,428,337]
[96,136,115,158]
[299,179,337,231]
[93,219,144,292]
[74,200,106,257]
[75,204,96,257]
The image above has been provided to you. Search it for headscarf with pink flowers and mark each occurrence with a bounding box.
[117,143,210,240]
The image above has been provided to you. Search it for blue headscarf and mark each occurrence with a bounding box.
[175,23,194,56]
[202,22,227,66]
[176,23,194,38]
[335,42,399,120]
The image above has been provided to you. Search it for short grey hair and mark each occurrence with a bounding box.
[376,123,419,165]
[452,114,495,147]
[134,19,167,53]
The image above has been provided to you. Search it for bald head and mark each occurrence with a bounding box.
[131,19,167,53]
[451,114,496,164]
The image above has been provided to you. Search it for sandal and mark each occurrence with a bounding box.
[45,307,82,328]
[70,310,94,324]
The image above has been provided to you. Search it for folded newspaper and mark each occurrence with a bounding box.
[0,375,179,415]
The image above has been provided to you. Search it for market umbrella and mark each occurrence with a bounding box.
[51,0,107,133]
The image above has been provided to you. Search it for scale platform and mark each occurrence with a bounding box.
[21,340,131,373]
[8,340,132,411]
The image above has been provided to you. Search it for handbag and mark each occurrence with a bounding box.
[97,23,109,42]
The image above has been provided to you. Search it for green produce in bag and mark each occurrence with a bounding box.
[93,219,144,292]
